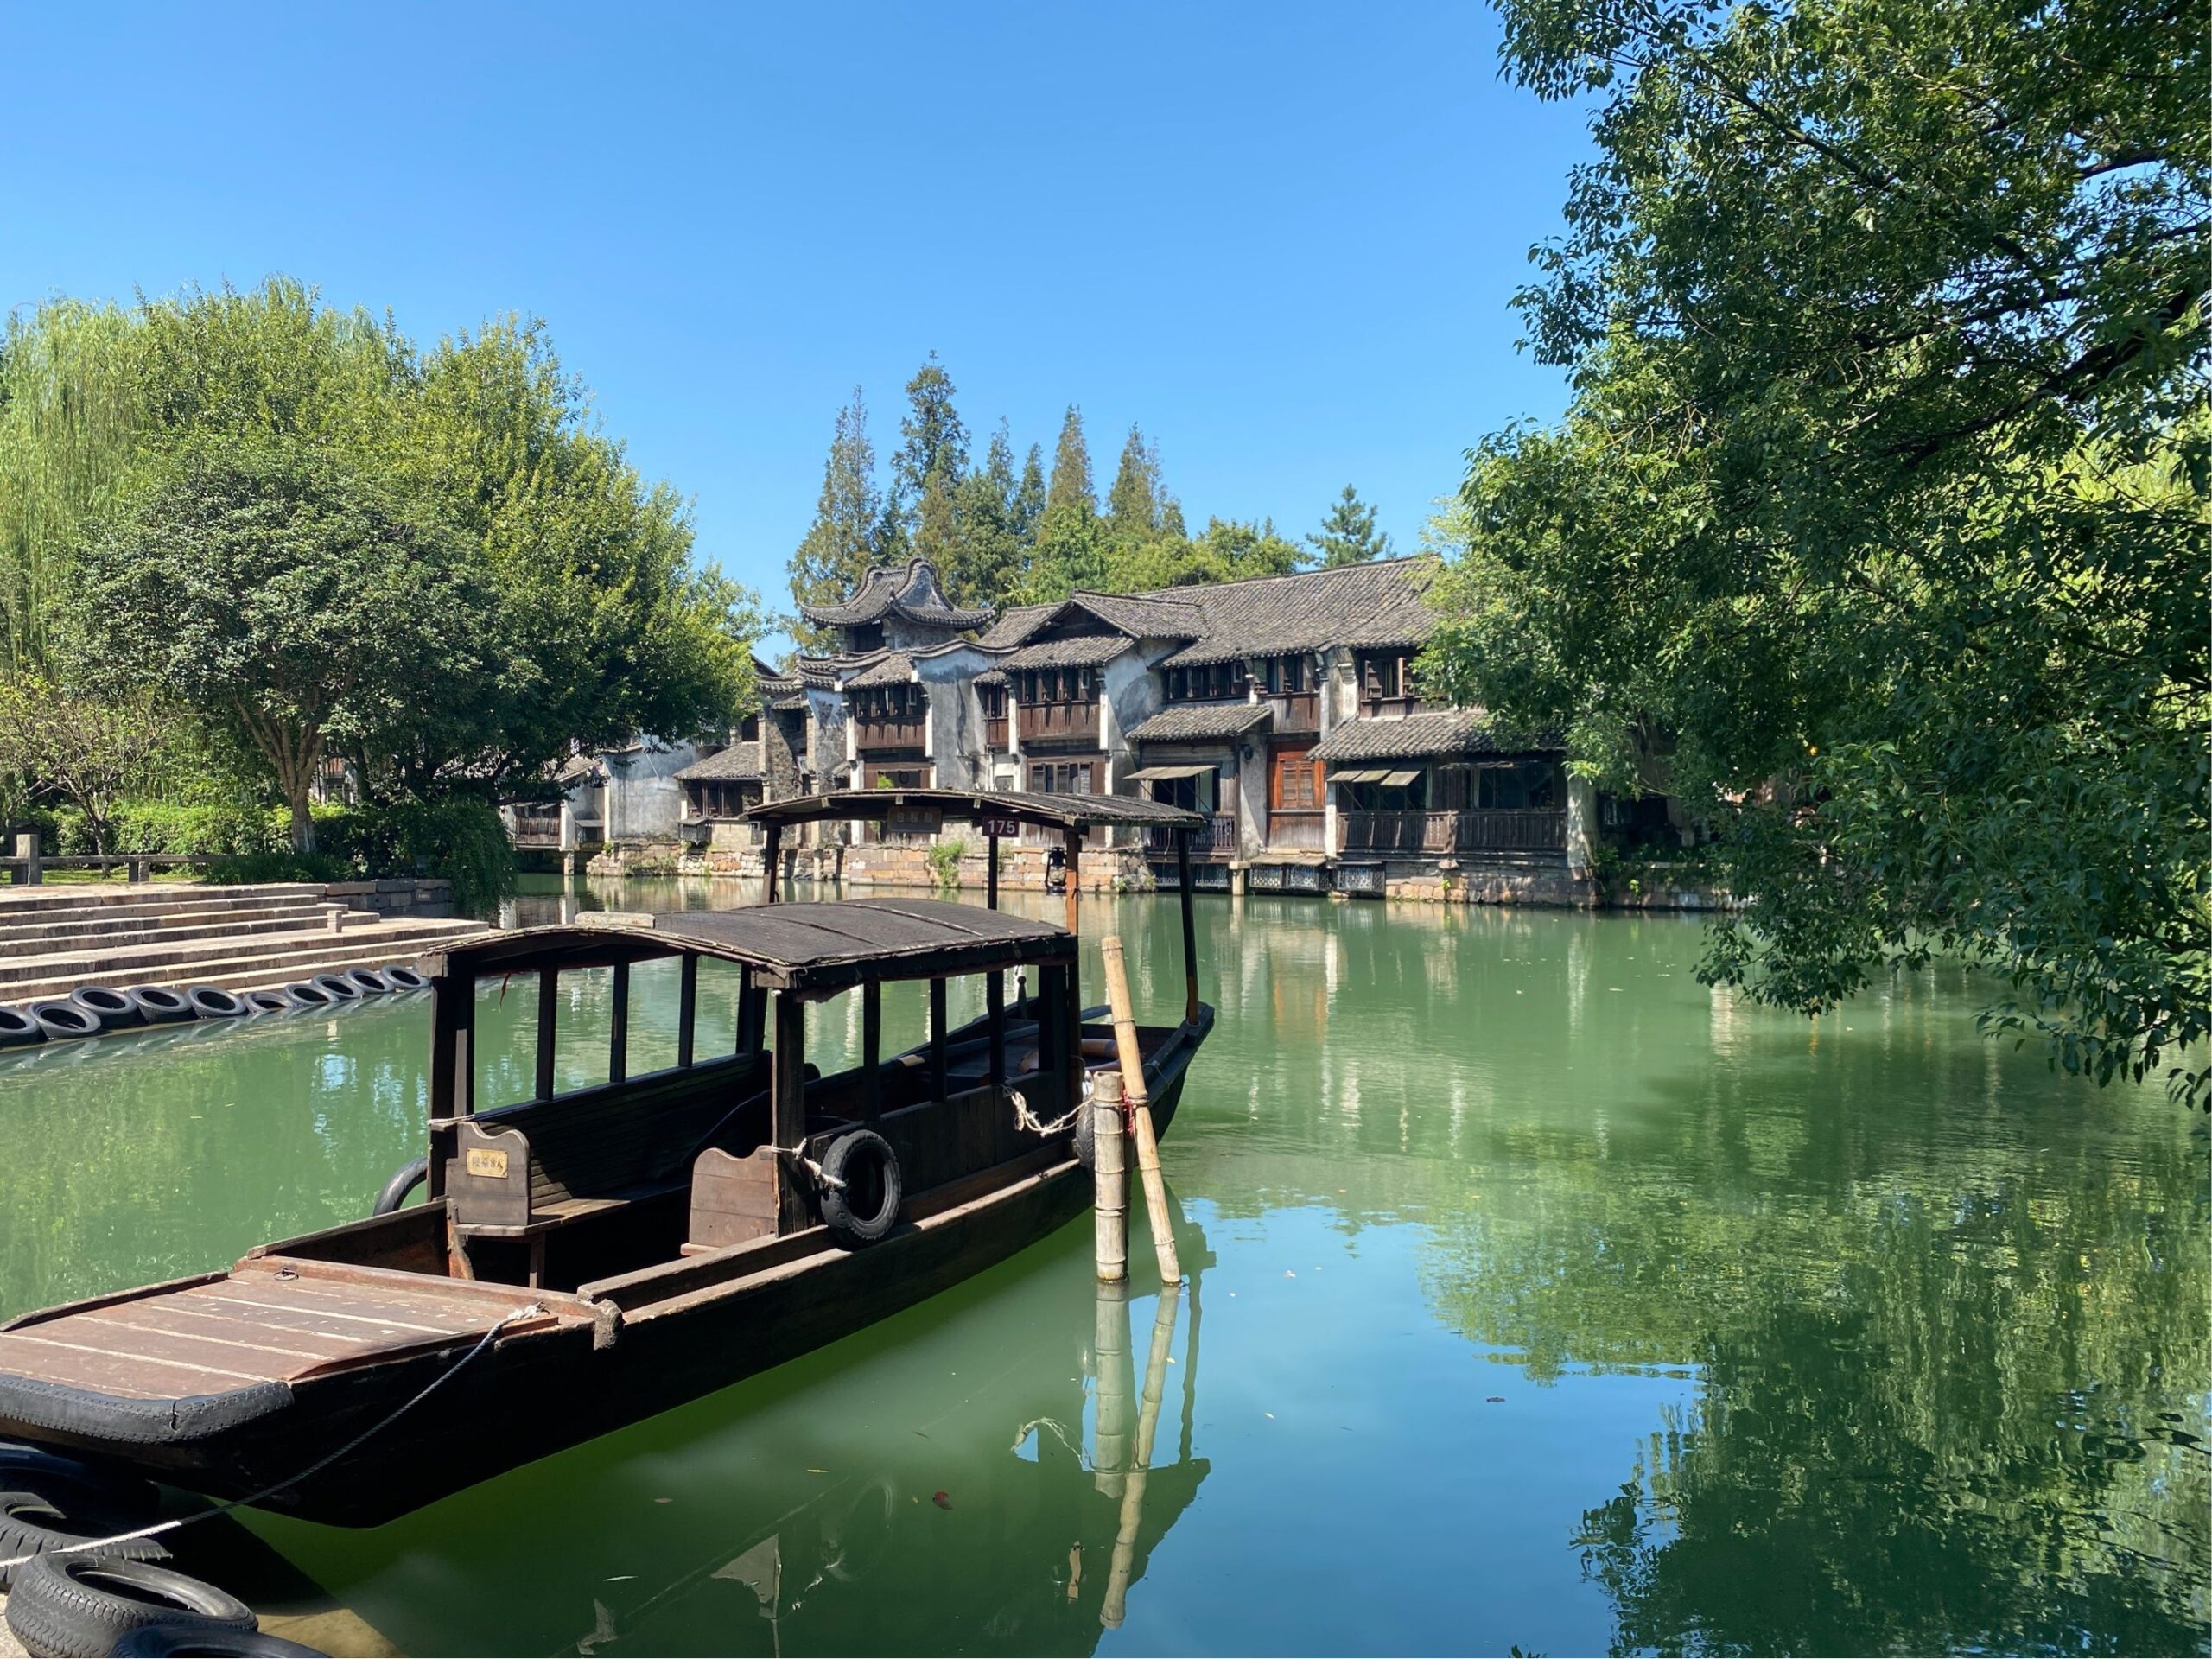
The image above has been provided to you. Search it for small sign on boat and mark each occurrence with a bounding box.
[887,804,944,838]
[466,1147,509,1179]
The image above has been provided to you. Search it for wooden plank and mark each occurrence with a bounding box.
[0,1332,267,1390]
[772,992,808,1233]
[71,1311,334,1366]
[677,952,697,1068]
[610,960,630,1084]
[74,1301,364,1358]
[929,977,948,1102]
[862,982,881,1118]
[535,966,558,1101]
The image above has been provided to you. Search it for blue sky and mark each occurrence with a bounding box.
[3,3,1592,612]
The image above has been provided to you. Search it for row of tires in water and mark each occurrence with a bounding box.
[0,967,429,1046]
[0,1440,321,1656]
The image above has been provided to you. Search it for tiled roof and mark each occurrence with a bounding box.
[676,741,764,782]
[1311,710,1547,761]
[998,635,1133,671]
[976,603,1053,649]
[1161,557,1440,667]
[798,558,995,631]
[843,652,916,689]
[1129,702,1274,743]
[771,693,810,711]
[1056,591,1205,639]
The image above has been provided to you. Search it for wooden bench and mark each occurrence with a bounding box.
[444,1052,770,1283]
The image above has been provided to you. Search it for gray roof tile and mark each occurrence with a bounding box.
[1129,702,1274,742]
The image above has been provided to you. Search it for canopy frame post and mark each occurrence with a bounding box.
[534,967,558,1101]
[772,990,809,1233]
[986,964,1006,1095]
[676,952,697,1068]
[426,970,474,1199]
[1176,827,1199,1026]
[609,960,630,1084]
[764,824,783,903]
[861,981,882,1118]
[1063,827,1082,936]
[928,976,949,1101]
[987,831,1001,910]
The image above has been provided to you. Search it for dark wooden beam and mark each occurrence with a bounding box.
[861,981,882,1118]
[677,952,698,1069]
[1063,954,1084,1121]
[534,967,558,1101]
[1063,828,1082,937]
[986,833,1000,910]
[772,992,809,1233]
[928,976,948,1102]
[986,965,1005,1094]
[425,971,473,1199]
[764,824,783,902]
[1177,827,1199,1025]
[609,961,629,1084]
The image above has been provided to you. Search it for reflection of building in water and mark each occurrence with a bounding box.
[574,1220,1215,1657]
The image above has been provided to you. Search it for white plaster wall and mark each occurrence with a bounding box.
[603,741,697,841]
[915,651,995,789]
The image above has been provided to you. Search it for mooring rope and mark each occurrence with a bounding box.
[1011,1086,1084,1137]
[0,1300,547,1570]
[773,1145,845,1192]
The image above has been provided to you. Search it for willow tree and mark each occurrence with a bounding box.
[1425,0,2209,1103]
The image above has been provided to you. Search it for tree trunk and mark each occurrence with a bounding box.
[289,781,315,855]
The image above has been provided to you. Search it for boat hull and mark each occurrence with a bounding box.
[0,1014,1206,1526]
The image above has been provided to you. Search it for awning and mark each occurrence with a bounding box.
[1126,764,1215,782]
[1378,769,1422,787]
[1327,768,1386,785]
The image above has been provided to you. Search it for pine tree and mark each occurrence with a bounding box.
[938,422,1024,610]
[1308,484,1394,568]
[1011,444,1046,541]
[790,389,884,635]
[893,353,969,531]
[1106,423,1160,534]
[1045,405,1095,518]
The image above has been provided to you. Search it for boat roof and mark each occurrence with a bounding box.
[745,788,1205,832]
[421,898,1075,992]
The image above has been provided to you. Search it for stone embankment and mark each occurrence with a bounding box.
[0,880,484,1006]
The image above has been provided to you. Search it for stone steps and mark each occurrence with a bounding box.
[0,918,484,1003]
[0,883,329,918]
[0,903,352,958]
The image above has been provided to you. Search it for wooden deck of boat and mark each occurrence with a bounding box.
[0,1260,580,1397]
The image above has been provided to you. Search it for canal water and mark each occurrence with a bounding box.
[0,880,2202,1656]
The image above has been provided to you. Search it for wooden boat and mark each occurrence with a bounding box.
[0,791,1212,1525]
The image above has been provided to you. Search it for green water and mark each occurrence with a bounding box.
[0,880,2202,1656]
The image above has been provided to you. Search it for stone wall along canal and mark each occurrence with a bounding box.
[0,880,2202,1655]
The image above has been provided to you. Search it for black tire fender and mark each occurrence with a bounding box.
[344,969,391,995]
[308,974,360,1002]
[239,989,296,1014]
[1074,1098,1096,1171]
[124,988,195,1025]
[2,1555,254,1658]
[382,967,428,991]
[183,987,244,1019]
[27,1001,100,1039]
[817,1129,902,1248]
[67,988,140,1029]
[371,1158,428,1217]
[0,1006,46,1047]
[0,1491,168,1591]
[282,982,331,1007]
[111,1627,328,1657]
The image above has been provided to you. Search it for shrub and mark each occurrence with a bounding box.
[926,836,966,890]
[205,849,354,885]
[357,797,516,914]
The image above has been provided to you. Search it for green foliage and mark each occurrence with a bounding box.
[0,678,181,855]
[1106,424,1163,535]
[1308,484,1393,567]
[60,435,504,853]
[1044,405,1095,518]
[1426,0,2209,1103]
[892,353,968,528]
[926,836,966,889]
[345,795,516,913]
[204,849,355,886]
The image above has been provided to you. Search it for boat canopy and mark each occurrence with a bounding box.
[423,899,1074,992]
[744,788,1205,833]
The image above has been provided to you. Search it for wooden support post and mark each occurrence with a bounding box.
[1037,964,1061,1085]
[1093,1068,1128,1284]
[1064,950,1085,1121]
[1176,829,1199,1026]
[861,981,882,1118]
[609,961,629,1084]
[534,967,558,1101]
[928,977,948,1102]
[1062,828,1082,937]
[677,951,697,1068]
[426,971,474,1200]
[764,825,783,903]
[1099,936,1182,1285]
[986,832,1001,910]
[772,992,809,1233]
[1103,1282,1179,1630]
[986,964,1005,1093]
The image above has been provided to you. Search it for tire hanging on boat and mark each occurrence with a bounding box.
[817,1128,902,1248]
[371,1157,428,1216]
[0,1445,156,1526]
[110,1627,329,1657]
[0,1491,168,1591]
[1,1555,256,1659]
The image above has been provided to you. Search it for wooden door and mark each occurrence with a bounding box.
[1267,741,1325,849]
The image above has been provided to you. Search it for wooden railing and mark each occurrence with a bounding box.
[1262,691,1319,734]
[1338,809,1566,855]
[1143,814,1237,857]
[1016,700,1100,747]
[985,715,1008,751]
[1266,810,1327,852]
[853,715,928,753]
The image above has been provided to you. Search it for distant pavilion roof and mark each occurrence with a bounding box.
[798,558,996,632]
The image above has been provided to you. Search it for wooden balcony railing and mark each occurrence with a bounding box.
[1017,700,1100,748]
[1144,814,1237,858]
[1266,810,1327,852]
[1338,809,1566,855]
[853,715,929,753]
[985,715,1008,751]
[1262,691,1319,734]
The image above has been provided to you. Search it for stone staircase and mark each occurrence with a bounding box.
[0,884,486,1006]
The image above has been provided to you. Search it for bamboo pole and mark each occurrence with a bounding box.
[1093,1069,1128,1283]
[1092,1279,1131,1498]
[1102,1281,1180,1630]
[1099,936,1182,1285]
